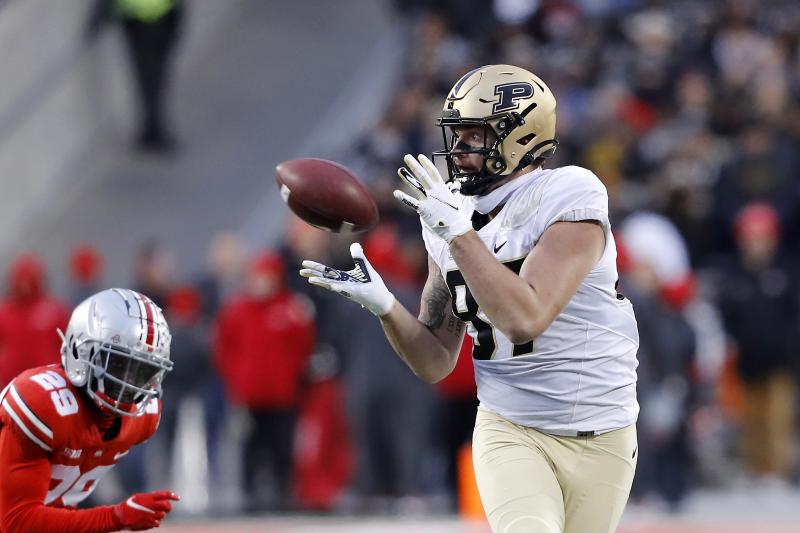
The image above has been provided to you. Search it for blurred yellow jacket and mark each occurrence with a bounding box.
[114,0,176,23]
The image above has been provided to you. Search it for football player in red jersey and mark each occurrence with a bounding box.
[0,288,179,532]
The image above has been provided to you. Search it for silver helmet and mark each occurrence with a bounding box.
[60,288,173,417]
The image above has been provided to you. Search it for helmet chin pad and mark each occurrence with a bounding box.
[455,170,503,196]
[92,390,135,416]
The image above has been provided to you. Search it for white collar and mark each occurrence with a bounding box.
[467,169,542,215]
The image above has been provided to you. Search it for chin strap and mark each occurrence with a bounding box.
[465,138,559,196]
[516,139,559,172]
[517,152,536,170]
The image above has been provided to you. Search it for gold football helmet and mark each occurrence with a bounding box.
[433,64,558,196]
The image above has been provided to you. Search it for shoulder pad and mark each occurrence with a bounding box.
[534,166,609,234]
[0,367,81,452]
[547,166,607,195]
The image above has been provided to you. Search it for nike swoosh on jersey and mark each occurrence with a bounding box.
[493,241,507,253]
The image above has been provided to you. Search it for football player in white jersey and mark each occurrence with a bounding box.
[301,64,639,533]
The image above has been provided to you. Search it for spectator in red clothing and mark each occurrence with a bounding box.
[0,254,70,389]
[67,244,104,306]
[214,252,315,512]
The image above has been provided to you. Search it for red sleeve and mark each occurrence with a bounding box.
[0,426,119,533]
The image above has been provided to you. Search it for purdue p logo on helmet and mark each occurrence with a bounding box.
[434,64,558,196]
[492,82,535,113]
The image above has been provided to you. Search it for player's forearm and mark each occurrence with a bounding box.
[450,231,546,343]
[1,504,119,533]
[378,301,459,384]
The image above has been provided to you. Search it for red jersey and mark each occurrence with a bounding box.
[214,292,315,408]
[0,365,160,532]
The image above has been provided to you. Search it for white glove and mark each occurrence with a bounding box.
[393,154,473,244]
[300,243,395,316]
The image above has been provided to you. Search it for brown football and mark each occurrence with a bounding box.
[275,158,379,233]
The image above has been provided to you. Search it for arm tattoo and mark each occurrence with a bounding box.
[420,274,451,330]
[419,257,465,342]
[444,313,462,336]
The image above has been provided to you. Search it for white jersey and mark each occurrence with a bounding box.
[422,165,639,435]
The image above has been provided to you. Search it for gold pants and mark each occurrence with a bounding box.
[473,407,637,533]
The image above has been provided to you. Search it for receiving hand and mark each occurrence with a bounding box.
[300,243,395,317]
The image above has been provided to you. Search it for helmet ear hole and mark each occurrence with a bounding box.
[517,133,535,146]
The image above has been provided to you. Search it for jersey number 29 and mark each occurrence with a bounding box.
[31,371,79,417]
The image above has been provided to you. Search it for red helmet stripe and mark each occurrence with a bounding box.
[139,294,156,351]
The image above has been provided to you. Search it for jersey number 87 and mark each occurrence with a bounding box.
[445,258,534,360]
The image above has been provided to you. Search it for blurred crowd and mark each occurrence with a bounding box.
[1,0,799,519]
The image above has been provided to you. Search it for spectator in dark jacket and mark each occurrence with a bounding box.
[87,0,185,152]
[215,252,315,512]
[194,232,246,493]
[718,202,798,482]
[158,285,211,486]
[339,223,434,511]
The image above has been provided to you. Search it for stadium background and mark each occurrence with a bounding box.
[1,0,799,531]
